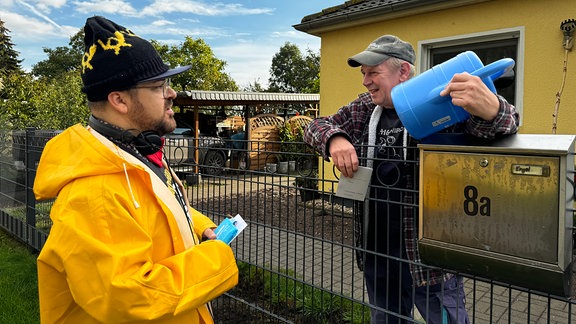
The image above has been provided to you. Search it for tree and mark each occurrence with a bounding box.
[151,37,238,92]
[32,30,84,79]
[0,19,22,80]
[0,72,88,130]
[0,28,88,130]
[268,43,319,93]
[243,79,266,92]
[28,72,88,129]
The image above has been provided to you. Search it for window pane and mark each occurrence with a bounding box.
[430,39,517,105]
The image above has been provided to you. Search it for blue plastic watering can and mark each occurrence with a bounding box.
[391,51,515,140]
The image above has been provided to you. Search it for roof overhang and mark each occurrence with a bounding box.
[174,90,320,107]
[293,0,492,36]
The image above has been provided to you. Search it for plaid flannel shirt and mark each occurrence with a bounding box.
[304,91,519,287]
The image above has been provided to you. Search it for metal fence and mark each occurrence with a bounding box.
[1,128,576,323]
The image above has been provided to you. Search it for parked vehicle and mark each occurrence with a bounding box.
[164,127,230,177]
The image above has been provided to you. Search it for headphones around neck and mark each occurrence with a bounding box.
[88,115,163,156]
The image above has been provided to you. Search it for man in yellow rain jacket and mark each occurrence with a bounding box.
[33,16,238,323]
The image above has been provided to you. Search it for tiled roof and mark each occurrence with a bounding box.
[293,0,476,34]
[300,0,408,23]
[174,90,319,106]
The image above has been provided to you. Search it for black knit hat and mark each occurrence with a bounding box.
[81,16,191,102]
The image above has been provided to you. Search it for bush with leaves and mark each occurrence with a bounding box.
[0,72,88,130]
[279,122,306,161]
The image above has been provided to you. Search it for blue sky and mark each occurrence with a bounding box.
[1,0,344,88]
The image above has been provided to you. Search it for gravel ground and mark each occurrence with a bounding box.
[192,184,355,246]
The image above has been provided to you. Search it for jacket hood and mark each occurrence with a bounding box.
[34,124,133,200]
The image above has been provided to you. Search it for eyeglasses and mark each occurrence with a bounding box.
[133,78,172,98]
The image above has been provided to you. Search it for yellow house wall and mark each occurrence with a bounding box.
[312,0,575,187]
[317,0,576,135]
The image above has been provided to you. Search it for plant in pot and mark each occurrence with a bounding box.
[279,123,304,173]
[293,170,319,202]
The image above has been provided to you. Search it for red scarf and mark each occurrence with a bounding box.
[145,137,164,167]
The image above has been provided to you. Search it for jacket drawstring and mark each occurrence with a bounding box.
[123,162,140,209]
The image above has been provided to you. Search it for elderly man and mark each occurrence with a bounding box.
[304,35,519,323]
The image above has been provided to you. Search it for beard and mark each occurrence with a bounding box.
[128,97,176,136]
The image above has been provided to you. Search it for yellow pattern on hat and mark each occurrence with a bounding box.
[81,44,97,73]
[97,31,132,55]
[82,30,138,73]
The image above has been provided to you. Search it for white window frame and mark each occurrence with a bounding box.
[417,27,525,119]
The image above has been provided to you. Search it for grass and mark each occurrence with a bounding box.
[234,261,371,323]
[0,230,40,324]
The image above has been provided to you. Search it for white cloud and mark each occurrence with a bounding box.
[133,24,227,39]
[212,43,276,88]
[140,0,274,17]
[272,29,317,41]
[72,0,139,16]
[1,0,16,7]
[1,9,79,72]
[151,20,175,27]
[35,0,67,13]
[17,0,63,29]
[38,0,67,6]
[0,10,76,42]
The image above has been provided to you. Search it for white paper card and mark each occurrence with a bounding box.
[335,166,372,201]
[229,214,247,242]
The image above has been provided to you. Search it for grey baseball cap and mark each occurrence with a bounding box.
[348,35,415,67]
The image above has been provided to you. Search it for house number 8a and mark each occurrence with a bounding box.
[463,185,491,216]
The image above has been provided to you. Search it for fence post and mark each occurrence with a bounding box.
[25,127,36,248]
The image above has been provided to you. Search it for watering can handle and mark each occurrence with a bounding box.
[470,58,515,80]
[429,58,515,100]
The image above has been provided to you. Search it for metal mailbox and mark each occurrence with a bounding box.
[418,134,575,296]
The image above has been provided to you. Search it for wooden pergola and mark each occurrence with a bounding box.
[174,89,318,132]
[174,89,318,129]
[173,90,320,171]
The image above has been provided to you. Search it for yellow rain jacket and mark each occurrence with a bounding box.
[34,124,239,323]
